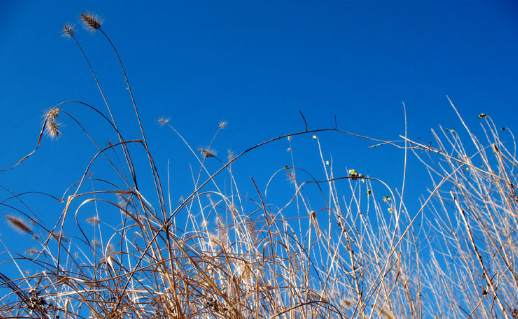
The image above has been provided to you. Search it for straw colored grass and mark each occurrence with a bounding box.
[0,12,517,319]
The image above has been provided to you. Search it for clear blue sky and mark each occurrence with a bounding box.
[1,1,518,262]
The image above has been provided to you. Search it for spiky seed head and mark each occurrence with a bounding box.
[287,172,297,183]
[45,108,59,121]
[80,13,102,31]
[49,231,68,242]
[63,25,74,37]
[199,148,216,158]
[219,121,228,129]
[158,117,170,126]
[45,120,61,139]
[86,216,100,225]
[5,215,32,234]
[25,248,39,255]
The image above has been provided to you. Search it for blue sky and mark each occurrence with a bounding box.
[1,1,518,269]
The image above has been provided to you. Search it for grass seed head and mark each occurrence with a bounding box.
[49,231,68,242]
[45,120,61,139]
[25,248,39,255]
[62,24,74,37]
[80,13,102,31]
[227,149,234,161]
[5,215,33,234]
[45,108,60,121]
[199,148,216,158]
[86,216,100,225]
[158,117,170,126]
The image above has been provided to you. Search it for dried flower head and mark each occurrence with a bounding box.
[91,239,100,247]
[219,121,228,129]
[63,24,74,37]
[6,215,33,234]
[80,13,102,31]
[199,148,216,158]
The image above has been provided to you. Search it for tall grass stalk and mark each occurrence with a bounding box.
[0,13,516,319]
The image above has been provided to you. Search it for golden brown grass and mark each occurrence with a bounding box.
[0,12,517,319]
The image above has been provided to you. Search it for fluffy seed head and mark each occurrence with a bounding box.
[63,25,74,37]
[5,215,33,234]
[25,248,39,255]
[219,121,228,129]
[287,172,297,183]
[199,148,216,158]
[45,120,61,139]
[86,216,100,225]
[45,108,59,121]
[49,231,68,242]
[80,13,102,31]
[158,117,170,126]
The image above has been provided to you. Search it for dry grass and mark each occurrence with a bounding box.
[0,13,517,319]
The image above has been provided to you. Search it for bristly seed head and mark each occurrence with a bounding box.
[227,149,234,161]
[63,24,74,37]
[86,216,100,225]
[5,215,33,234]
[45,108,59,121]
[45,120,61,139]
[49,231,68,242]
[25,248,39,256]
[158,117,170,126]
[198,148,216,158]
[80,13,102,31]
[219,121,228,129]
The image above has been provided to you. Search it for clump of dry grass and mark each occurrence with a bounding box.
[0,12,516,319]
